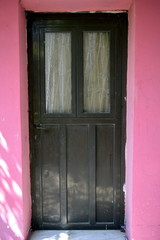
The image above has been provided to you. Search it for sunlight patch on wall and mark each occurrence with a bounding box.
[2,178,11,194]
[0,131,8,152]
[0,158,10,178]
[12,180,22,197]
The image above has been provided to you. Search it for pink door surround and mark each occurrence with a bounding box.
[0,0,160,239]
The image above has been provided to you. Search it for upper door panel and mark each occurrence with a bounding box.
[28,13,127,124]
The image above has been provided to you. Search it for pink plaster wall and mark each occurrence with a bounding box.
[125,1,135,239]
[19,3,31,239]
[126,0,160,239]
[0,0,31,239]
[21,0,132,12]
[1,0,160,240]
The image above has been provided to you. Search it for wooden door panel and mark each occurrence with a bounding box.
[41,127,60,223]
[32,124,119,227]
[96,125,114,223]
[67,125,89,223]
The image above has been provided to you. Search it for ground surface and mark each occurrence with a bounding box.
[29,230,126,240]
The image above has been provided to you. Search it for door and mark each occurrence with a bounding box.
[27,13,127,230]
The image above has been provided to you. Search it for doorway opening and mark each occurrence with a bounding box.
[27,13,127,230]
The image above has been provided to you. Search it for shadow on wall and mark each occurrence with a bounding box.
[0,131,23,240]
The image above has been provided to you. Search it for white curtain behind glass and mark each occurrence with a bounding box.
[83,32,110,113]
[45,32,71,113]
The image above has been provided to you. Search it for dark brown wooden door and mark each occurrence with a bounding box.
[27,13,127,230]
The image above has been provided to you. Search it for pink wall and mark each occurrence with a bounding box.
[0,0,31,239]
[19,3,31,238]
[126,0,160,239]
[21,0,132,12]
[125,1,135,239]
[1,0,160,240]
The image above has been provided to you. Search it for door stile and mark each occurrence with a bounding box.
[88,124,96,225]
[59,125,67,225]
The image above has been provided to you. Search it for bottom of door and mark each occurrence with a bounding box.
[32,223,121,230]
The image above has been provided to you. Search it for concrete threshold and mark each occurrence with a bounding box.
[29,230,126,240]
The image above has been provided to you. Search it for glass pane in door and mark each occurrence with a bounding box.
[45,32,72,113]
[83,32,110,113]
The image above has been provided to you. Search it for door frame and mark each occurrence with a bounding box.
[27,12,127,230]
